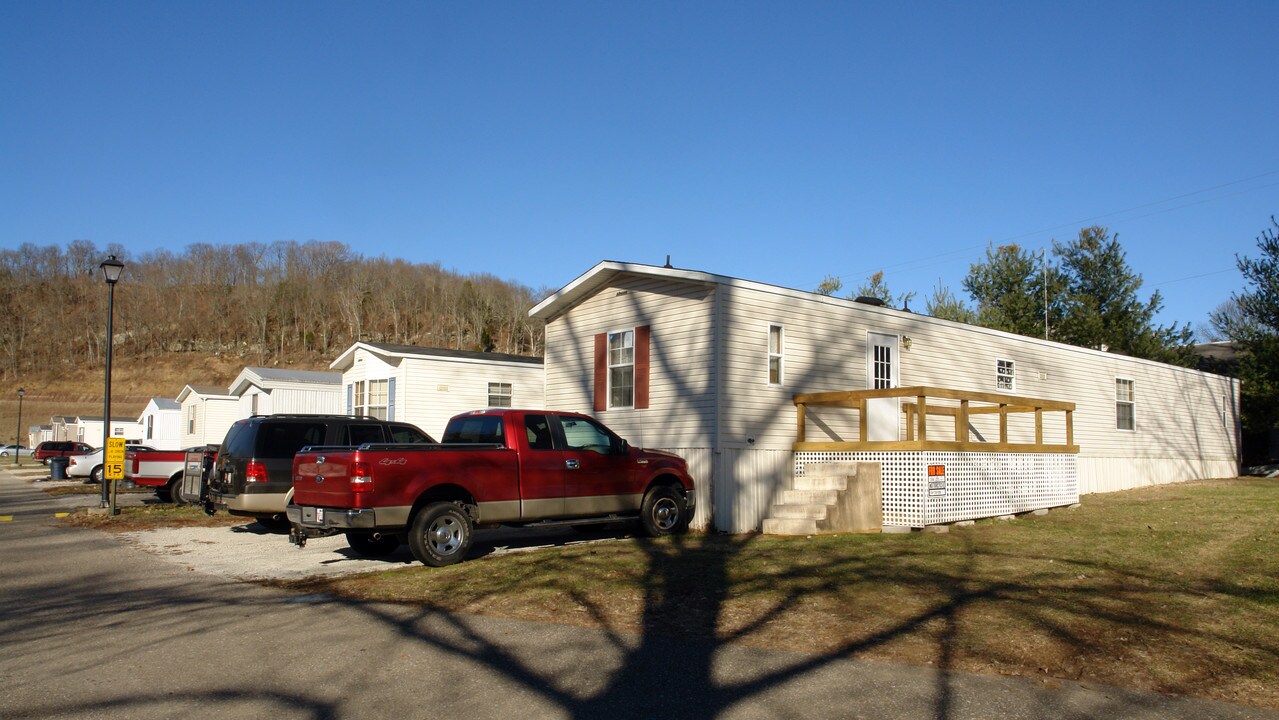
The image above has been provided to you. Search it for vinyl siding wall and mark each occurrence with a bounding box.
[236,382,343,416]
[542,275,717,528]
[139,408,182,450]
[179,397,241,447]
[341,347,544,439]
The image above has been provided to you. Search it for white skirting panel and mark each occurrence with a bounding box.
[657,447,713,531]
[706,448,794,533]
[796,451,1079,528]
[1078,457,1239,494]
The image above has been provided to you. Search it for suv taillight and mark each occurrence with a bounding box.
[245,460,267,483]
[350,461,373,493]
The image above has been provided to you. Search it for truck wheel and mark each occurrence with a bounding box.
[347,532,400,558]
[166,476,186,505]
[640,486,688,537]
[408,502,473,567]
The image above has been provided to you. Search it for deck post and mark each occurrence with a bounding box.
[796,403,806,444]
[957,399,969,444]
[1035,407,1043,446]
[999,404,1008,444]
[859,398,867,442]
[917,394,928,444]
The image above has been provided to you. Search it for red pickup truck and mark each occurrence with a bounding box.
[288,409,695,566]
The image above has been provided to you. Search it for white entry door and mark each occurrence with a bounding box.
[866,332,900,442]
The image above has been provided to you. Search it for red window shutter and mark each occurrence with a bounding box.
[635,325,650,409]
[593,333,607,411]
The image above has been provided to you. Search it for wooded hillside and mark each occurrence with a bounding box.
[1,240,550,441]
[0,239,548,385]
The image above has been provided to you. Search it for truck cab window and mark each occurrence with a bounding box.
[560,417,617,455]
[524,415,554,450]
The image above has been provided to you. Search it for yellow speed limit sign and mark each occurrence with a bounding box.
[105,437,127,481]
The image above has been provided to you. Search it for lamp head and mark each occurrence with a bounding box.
[99,255,125,284]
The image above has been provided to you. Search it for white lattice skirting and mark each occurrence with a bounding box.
[795,451,1079,528]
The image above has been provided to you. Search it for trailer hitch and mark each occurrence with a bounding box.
[289,526,308,548]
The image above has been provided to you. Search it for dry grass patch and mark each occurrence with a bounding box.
[60,504,246,531]
[295,477,1279,709]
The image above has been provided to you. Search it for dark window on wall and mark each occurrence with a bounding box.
[488,382,513,407]
[1116,378,1135,431]
[996,359,1015,391]
[768,325,784,386]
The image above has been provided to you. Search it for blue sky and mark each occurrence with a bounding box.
[3,1,1276,333]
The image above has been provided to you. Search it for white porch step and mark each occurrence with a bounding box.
[794,475,848,492]
[769,503,829,520]
[762,517,819,535]
[782,489,839,505]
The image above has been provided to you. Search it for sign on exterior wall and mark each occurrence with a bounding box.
[104,438,126,481]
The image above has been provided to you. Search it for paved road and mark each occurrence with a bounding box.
[1,466,1275,720]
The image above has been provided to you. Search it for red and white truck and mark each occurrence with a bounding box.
[125,446,215,503]
[287,409,695,566]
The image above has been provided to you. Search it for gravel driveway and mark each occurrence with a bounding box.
[117,521,628,581]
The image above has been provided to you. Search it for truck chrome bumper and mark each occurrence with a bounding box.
[286,504,376,530]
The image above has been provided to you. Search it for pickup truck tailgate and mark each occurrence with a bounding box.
[293,452,364,507]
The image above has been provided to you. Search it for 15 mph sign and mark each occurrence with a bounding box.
[105,437,126,482]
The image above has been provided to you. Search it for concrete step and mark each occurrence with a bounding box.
[769,503,829,520]
[762,516,819,535]
[782,489,839,505]
[793,475,848,492]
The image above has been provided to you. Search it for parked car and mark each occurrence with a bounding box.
[0,444,34,458]
[288,409,695,566]
[68,444,155,483]
[207,415,434,529]
[33,441,95,465]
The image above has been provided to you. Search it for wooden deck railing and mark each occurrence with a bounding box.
[793,386,1078,454]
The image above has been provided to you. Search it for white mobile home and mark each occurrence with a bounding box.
[330,342,545,439]
[177,385,240,448]
[74,416,143,447]
[530,261,1240,533]
[137,397,182,450]
[229,367,343,417]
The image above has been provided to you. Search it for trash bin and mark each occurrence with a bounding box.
[49,456,69,480]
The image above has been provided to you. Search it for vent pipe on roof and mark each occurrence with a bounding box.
[663,255,673,269]
[853,296,886,307]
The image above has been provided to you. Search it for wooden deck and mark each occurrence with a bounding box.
[793,386,1079,454]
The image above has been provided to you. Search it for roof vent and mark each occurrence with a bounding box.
[853,296,886,307]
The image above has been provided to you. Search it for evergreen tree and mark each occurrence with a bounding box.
[1053,226,1193,365]
[1213,217,1279,434]
[961,243,1058,337]
[924,280,975,324]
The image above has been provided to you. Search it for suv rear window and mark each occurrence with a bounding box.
[389,424,434,444]
[343,424,387,446]
[255,422,326,459]
[442,416,504,445]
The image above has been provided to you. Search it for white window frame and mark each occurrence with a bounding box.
[607,328,635,409]
[488,382,513,408]
[768,324,784,386]
[1115,377,1135,431]
[354,379,389,420]
[996,358,1015,392]
[188,406,196,435]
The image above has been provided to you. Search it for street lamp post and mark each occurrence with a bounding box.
[99,255,124,511]
[14,388,23,466]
